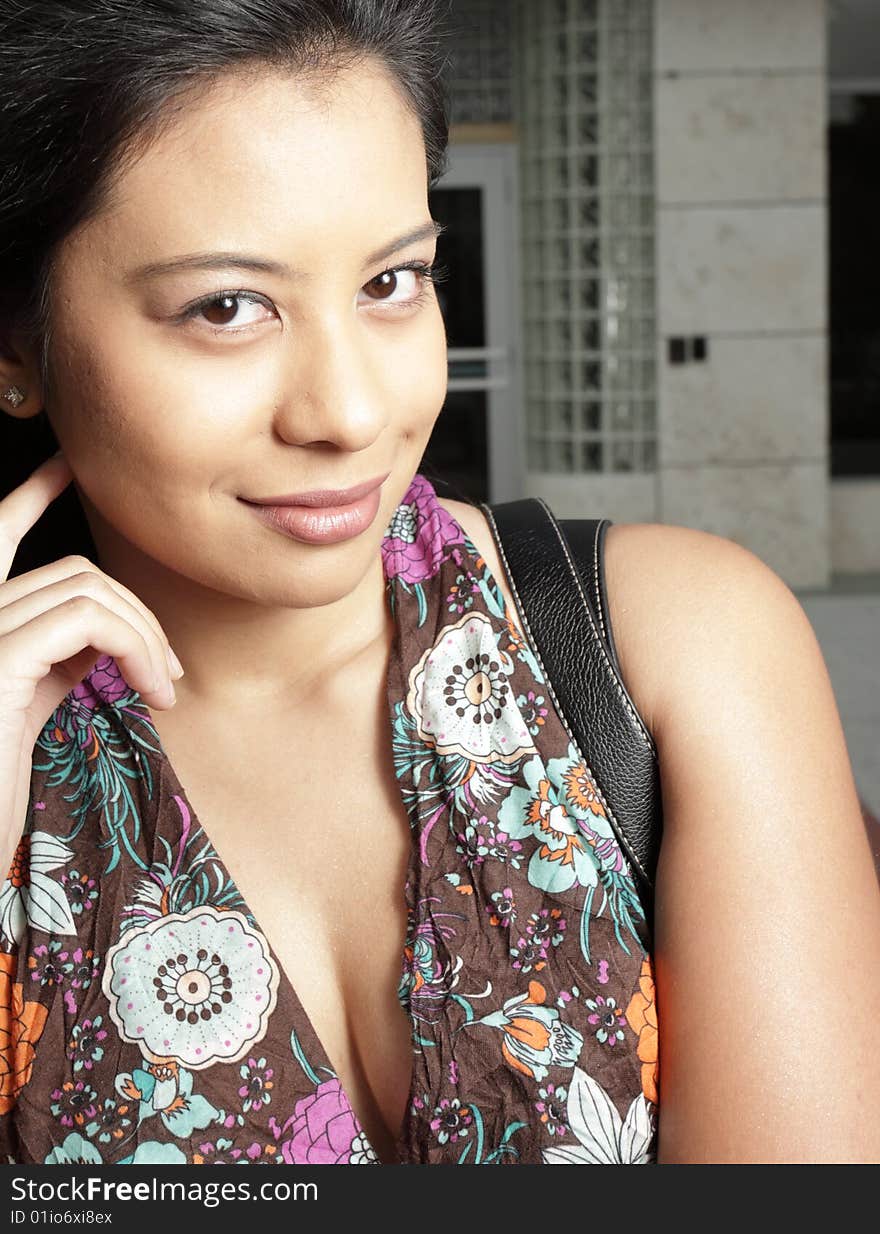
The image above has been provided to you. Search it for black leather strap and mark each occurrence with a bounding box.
[481,497,662,912]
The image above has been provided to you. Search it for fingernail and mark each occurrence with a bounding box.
[166,646,185,679]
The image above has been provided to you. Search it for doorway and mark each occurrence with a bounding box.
[422,142,525,504]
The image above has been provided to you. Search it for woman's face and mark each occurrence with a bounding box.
[42,59,447,609]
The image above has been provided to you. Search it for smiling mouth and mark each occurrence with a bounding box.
[241,472,390,509]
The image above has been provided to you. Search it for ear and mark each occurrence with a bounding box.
[0,330,44,421]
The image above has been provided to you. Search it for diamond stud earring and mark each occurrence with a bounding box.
[2,386,26,408]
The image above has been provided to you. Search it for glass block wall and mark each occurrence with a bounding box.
[513,0,657,475]
[443,0,515,125]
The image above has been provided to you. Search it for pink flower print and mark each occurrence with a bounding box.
[516,690,549,736]
[455,822,490,871]
[487,830,524,870]
[50,1079,98,1130]
[586,995,627,1046]
[446,571,480,615]
[67,1016,108,1072]
[84,655,130,706]
[62,947,100,991]
[238,1056,274,1114]
[60,869,98,916]
[193,1138,267,1165]
[271,1078,378,1165]
[430,1096,473,1146]
[486,887,516,928]
[381,474,463,584]
[525,907,567,950]
[535,1082,569,1137]
[28,939,68,988]
[509,934,549,974]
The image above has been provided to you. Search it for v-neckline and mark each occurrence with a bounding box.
[138,582,419,1159]
[88,475,472,1163]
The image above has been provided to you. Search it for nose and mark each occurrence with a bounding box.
[271,316,390,453]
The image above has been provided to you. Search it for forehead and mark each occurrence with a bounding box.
[67,60,428,269]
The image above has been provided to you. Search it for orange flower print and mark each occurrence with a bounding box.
[562,761,608,819]
[0,951,49,1114]
[474,980,583,1083]
[504,614,526,657]
[625,957,659,1105]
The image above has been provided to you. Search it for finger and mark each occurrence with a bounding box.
[0,453,74,583]
[0,572,175,700]
[0,554,183,679]
[0,598,176,710]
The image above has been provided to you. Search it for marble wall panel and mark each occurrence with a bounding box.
[655,0,825,74]
[655,73,826,205]
[659,334,827,466]
[659,460,829,587]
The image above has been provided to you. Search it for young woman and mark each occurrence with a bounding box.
[1,1,878,1167]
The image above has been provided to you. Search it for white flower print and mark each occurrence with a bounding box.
[0,831,76,945]
[541,1066,656,1164]
[406,612,536,764]
[102,905,280,1069]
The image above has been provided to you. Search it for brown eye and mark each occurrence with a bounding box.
[366,271,398,301]
[201,295,241,325]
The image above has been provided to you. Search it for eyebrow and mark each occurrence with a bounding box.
[126,220,447,283]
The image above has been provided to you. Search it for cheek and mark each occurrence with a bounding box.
[391,307,448,441]
[48,331,246,487]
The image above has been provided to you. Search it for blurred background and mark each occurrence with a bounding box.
[422,0,880,843]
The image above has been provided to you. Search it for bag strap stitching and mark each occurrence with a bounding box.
[592,518,610,644]
[535,499,659,758]
[480,501,651,886]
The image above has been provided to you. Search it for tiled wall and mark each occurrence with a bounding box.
[654,0,830,588]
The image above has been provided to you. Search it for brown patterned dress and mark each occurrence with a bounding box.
[0,474,658,1165]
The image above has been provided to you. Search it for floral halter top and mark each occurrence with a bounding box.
[0,474,658,1166]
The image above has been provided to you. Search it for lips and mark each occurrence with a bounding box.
[242,472,390,509]
[240,472,389,545]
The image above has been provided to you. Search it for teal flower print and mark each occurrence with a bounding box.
[67,1016,108,1073]
[0,831,76,947]
[526,907,566,949]
[509,934,548,974]
[446,571,479,615]
[455,822,490,870]
[27,939,68,988]
[44,1133,103,1165]
[430,1096,473,1145]
[470,980,584,1083]
[497,756,600,895]
[585,995,627,1046]
[60,869,98,915]
[516,690,549,736]
[115,1060,221,1140]
[486,887,516,928]
[536,1082,569,1137]
[50,1079,98,1130]
[238,1057,275,1114]
[85,1097,133,1144]
[62,946,100,991]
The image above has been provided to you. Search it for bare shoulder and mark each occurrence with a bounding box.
[439,497,805,743]
[602,520,811,740]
